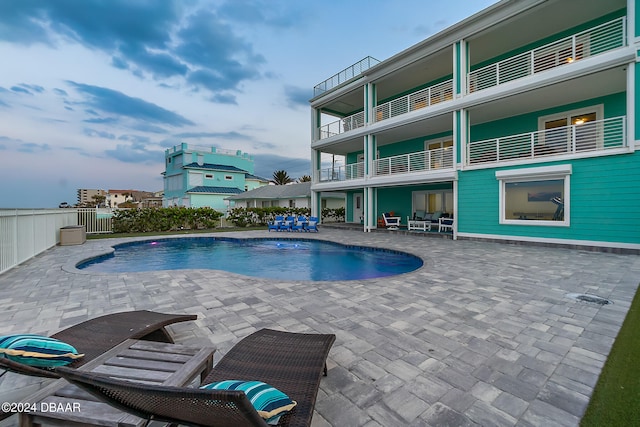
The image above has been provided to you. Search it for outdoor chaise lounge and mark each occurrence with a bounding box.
[57,328,336,427]
[0,310,197,380]
[382,212,401,230]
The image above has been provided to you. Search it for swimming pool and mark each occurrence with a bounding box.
[77,237,423,281]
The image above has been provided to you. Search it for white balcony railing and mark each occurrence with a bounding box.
[318,162,365,182]
[468,17,626,93]
[467,116,626,165]
[373,147,454,176]
[374,79,454,122]
[318,111,365,140]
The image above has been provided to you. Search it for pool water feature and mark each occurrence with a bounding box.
[77,237,423,281]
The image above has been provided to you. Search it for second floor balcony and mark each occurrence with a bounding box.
[467,116,626,166]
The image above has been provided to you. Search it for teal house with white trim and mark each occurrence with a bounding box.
[310,0,640,251]
[163,143,269,213]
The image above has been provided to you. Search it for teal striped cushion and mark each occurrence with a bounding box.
[201,380,296,424]
[0,334,84,368]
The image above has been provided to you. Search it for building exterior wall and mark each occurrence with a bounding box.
[310,0,638,250]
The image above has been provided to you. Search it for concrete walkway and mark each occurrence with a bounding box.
[1,229,639,426]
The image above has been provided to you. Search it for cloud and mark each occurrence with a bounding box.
[19,83,45,93]
[210,93,237,105]
[67,81,194,127]
[0,1,267,98]
[173,131,251,140]
[284,85,311,109]
[118,134,150,143]
[83,117,119,124]
[104,142,161,164]
[10,85,32,95]
[53,88,68,96]
[18,142,51,153]
[251,153,310,180]
[217,0,306,29]
[83,128,116,140]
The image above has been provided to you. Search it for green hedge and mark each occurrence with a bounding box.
[227,207,345,227]
[112,207,223,233]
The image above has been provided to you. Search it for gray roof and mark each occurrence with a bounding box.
[226,182,311,200]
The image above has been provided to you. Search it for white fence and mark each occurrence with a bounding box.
[77,208,115,234]
[0,209,77,275]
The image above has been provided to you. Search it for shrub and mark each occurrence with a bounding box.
[112,207,223,233]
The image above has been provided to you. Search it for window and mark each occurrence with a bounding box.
[496,165,571,226]
[225,175,233,181]
[412,190,453,215]
[537,106,602,155]
[205,174,213,179]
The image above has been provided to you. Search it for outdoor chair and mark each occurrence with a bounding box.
[305,217,318,232]
[268,216,284,232]
[438,216,454,232]
[382,212,401,230]
[280,216,295,231]
[291,216,307,232]
[57,328,336,427]
[0,310,197,380]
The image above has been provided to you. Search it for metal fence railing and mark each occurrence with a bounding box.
[77,208,115,234]
[373,147,454,176]
[374,79,454,122]
[467,116,626,165]
[318,111,366,140]
[314,56,380,96]
[318,162,365,182]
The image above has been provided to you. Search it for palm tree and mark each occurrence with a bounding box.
[272,170,293,185]
[298,175,311,182]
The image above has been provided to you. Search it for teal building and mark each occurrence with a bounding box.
[310,0,639,252]
[163,143,269,212]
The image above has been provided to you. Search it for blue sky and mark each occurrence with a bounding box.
[0,0,496,208]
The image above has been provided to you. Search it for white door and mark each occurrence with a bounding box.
[353,193,363,223]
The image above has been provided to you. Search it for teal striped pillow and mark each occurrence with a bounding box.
[201,380,297,424]
[0,334,84,368]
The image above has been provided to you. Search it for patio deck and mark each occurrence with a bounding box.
[1,229,638,426]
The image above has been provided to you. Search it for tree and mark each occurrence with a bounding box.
[272,170,293,185]
[298,175,311,182]
[91,194,106,207]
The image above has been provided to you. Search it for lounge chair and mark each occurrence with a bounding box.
[0,310,196,379]
[280,216,295,232]
[57,328,336,427]
[382,212,401,230]
[291,216,307,232]
[438,216,454,232]
[268,216,284,232]
[305,216,318,232]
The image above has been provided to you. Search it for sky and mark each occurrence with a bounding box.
[0,0,497,208]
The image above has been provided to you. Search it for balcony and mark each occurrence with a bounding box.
[374,79,453,122]
[467,116,626,165]
[314,56,380,96]
[318,162,364,182]
[318,111,365,140]
[374,147,453,176]
[468,17,626,93]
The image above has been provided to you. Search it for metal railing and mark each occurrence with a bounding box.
[373,147,454,176]
[77,208,115,234]
[468,17,626,93]
[467,116,625,165]
[318,162,365,182]
[374,79,454,122]
[0,209,76,275]
[314,56,380,96]
[318,111,365,140]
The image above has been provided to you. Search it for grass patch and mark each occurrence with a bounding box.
[87,226,265,240]
[580,284,640,425]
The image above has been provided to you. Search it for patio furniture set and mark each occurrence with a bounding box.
[381,211,454,232]
[0,310,336,427]
[268,216,319,232]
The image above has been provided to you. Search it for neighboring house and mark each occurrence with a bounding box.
[310,0,639,251]
[226,182,345,210]
[76,188,106,206]
[163,143,269,213]
[106,189,134,208]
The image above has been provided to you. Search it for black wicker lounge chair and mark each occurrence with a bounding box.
[57,328,336,427]
[0,310,197,379]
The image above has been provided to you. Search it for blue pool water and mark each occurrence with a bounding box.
[77,237,423,281]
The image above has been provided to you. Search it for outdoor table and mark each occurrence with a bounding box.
[18,339,215,427]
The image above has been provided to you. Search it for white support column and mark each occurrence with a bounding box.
[452,176,458,240]
[366,186,375,232]
[628,60,636,151]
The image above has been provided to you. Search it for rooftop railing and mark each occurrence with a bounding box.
[467,116,625,165]
[468,17,626,93]
[318,111,365,140]
[373,147,454,176]
[374,79,454,122]
[314,56,380,96]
